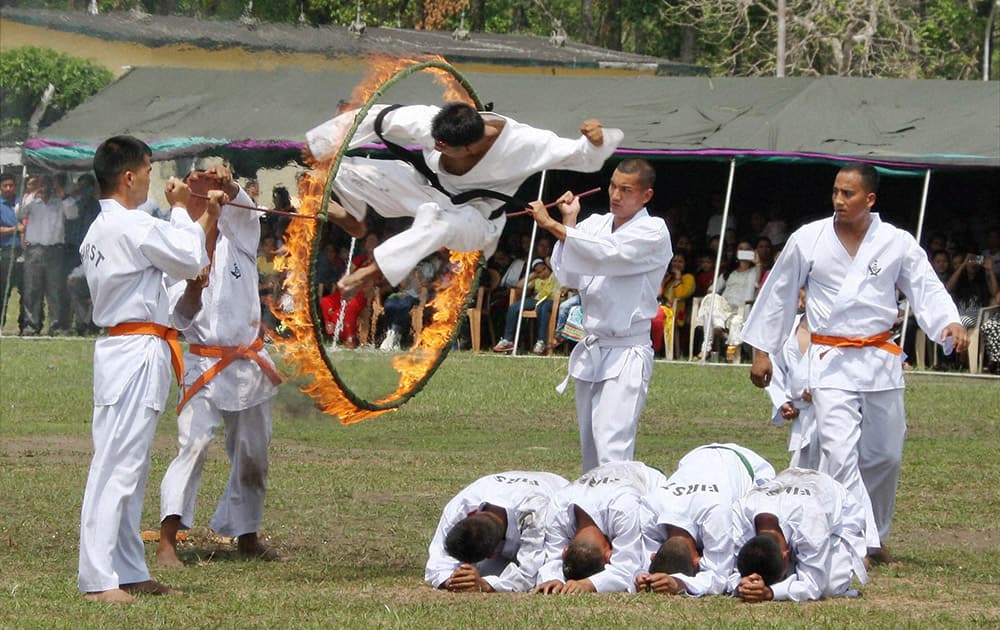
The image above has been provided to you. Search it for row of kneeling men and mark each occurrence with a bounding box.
[425,443,871,602]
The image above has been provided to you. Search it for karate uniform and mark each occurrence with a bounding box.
[645,444,775,596]
[424,471,568,592]
[730,468,868,601]
[306,105,622,286]
[742,214,960,546]
[551,209,671,471]
[78,200,207,593]
[160,187,279,538]
[765,314,819,469]
[537,461,666,593]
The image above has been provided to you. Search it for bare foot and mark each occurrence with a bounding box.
[238,533,279,561]
[121,579,182,595]
[327,198,366,238]
[155,544,185,569]
[337,263,382,300]
[84,588,136,604]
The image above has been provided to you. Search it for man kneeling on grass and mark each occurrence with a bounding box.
[426,471,568,592]
[532,461,664,594]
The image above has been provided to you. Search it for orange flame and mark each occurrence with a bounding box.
[272,55,480,424]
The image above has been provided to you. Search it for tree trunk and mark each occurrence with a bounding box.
[468,0,486,31]
[600,0,622,50]
[580,0,594,45]
[680,25,696,63]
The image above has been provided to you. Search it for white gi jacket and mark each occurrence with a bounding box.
[743,214,960,391]
[537,461,666,592]
[424,471,568,592]
[168,188,278,411]
[81,200,207,410]
[645,444,775,596]
[306,105,622,285]
[552,208,671,385]
[730,468,868,601]
[765,313,817,467]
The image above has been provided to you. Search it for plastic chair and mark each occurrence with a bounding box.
[466,269,499,352]
[969,304,999,374]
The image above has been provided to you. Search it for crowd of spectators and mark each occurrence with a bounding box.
[2,167,997,374]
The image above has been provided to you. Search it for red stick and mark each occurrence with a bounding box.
[189,192,324,221]
[505,187,603,218]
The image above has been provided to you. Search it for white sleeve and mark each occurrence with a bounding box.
[218,186,262,257]
[896,232,962,346]
[485,496,551,592]
[536,507,572,585]
[587,502,643,593]
[505,124,622,175]
[139,207,208,282]
[675,505,736,597]
[769,520,829,601]
[742,231,810,355]
[551,240,583,290]
[423,496,472,588]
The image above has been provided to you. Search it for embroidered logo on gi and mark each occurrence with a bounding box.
[867,259,882,277]
[230,261,242,279]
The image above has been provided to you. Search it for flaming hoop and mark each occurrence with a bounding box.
[273,57,486,424]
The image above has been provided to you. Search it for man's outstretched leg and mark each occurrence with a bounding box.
[155,515,184,568]
[338,263,383,299]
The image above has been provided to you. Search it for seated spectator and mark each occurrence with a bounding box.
[930,249,951,283]
[693,251,716,297]
[379,254,440,351]
[493,258,559,355]
[755,236,774,285]
[551,288,581,351]
[696,241,762,360]
[761,207,787,247]
[947,251,1000,372]
[425,471,568,592]
[731,468,869,602]
[315,242,347,298]
[983,228,1000,277]
[651,253,695,356]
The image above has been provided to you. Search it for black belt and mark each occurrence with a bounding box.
[373,104,528,221]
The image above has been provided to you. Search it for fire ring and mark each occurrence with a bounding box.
[272,58,486,424]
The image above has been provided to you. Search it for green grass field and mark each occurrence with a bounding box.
[1,338,997,628]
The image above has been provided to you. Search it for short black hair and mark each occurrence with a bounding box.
[431,102,485,147]
[649,537,695,576]
[839,161,880,195]
[736,534,785,586]
[93,135,151,197]
[615,158,656,189]
[562,539,606,581]
[0,172,15,184]
[443,513,504,564]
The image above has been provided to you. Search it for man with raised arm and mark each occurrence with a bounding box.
[303,102,621,295]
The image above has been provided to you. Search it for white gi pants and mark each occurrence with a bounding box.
[574,347,653,472]
[812,387,905,547]
[78,394,160,592]
[159,396,272,537]
[333,157,505,286]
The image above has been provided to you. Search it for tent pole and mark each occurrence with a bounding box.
[898,168,932,358]
[701,157,737,363]
[512,170,548,356]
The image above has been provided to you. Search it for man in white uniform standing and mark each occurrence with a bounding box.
[77,135,220,603]
[636,443,774,597]
[532,461,665,594]
[425,471,568,593]
[156,165,282,568]
[730,468,868,602]
[304,102,621,294]
[528,159,671,472]
[743,162,966,562]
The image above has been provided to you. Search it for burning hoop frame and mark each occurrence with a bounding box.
[272,57,486,424]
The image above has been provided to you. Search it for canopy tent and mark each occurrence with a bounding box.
[23,67,1000,171]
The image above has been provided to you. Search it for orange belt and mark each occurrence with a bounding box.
[810,330,902,357]
[108,322,184,387]
[176,336,282,413]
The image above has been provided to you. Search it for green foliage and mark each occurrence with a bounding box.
[917,0,986,79]
[0,46,113,140]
